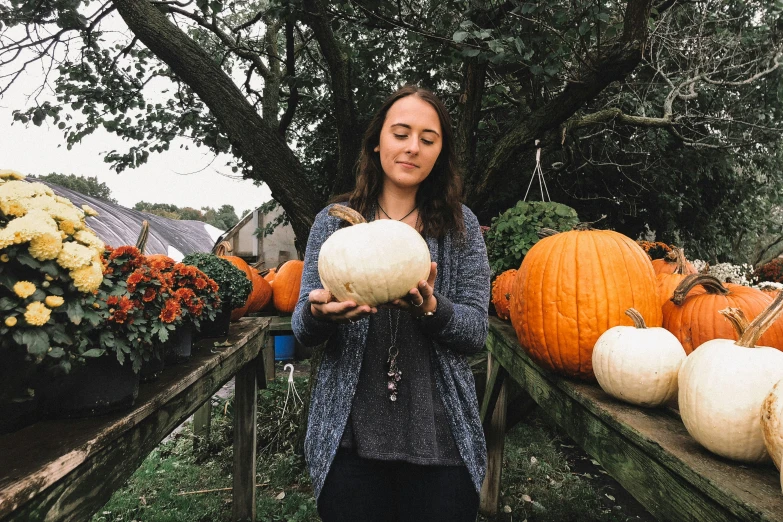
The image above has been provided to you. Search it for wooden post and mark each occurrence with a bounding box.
[479,354,508,517]
[193,400,212,450]
[263,333,276,384]
[233,356,258,522]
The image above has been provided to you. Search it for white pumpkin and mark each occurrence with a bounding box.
[761,379,783,493]
[318,204,431,306]
[593,308,686,407]
[679,301,783,463]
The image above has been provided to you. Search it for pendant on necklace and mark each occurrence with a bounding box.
[387,347,402,402]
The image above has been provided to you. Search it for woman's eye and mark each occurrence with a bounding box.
[422,139,433,145]
[394,134,407,139]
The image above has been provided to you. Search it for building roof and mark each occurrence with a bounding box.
[33,179,222,260]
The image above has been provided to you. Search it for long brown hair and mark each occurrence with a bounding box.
[336,85,464,239]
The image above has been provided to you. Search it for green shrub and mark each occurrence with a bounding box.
[181,252,251,309]
[485,201,579,275]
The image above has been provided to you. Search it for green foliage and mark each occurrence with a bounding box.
[755,258,783,284]
[135,202,239,231]
[485,201,579,275]
[181,252,251,309]
[36,173,117,203]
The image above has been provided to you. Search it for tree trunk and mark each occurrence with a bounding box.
[113,0,322,245]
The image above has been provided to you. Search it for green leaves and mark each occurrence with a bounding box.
[485,201,579,275]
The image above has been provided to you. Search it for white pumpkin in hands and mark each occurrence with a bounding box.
[679,297,783,463]
[317,204,431,306]
[761,379,783,493]
[592,308,686,407]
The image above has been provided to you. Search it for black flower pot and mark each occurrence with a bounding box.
[0,350,41,434]
[39,355,140,419]
[139,347,165,383]
[196,302,232,340]
[164,323,193,365]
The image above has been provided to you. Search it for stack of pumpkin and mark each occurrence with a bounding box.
[491,228,783,491]
[214,242,303,318]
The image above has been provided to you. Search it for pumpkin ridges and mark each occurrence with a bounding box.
[273,260,304,313]
[511,229,661,380]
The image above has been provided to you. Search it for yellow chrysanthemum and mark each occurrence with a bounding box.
[0,170,26,181]
[0,209,58,248]
[13,281,36,299]
[0,180,36,217]
[73,229,104,251]
[70,260,103,293]
[24,301,51,326]
[82,204,98,217]
[29,231,63,261]
[56,241,93,270]
[58,219,78,236]
[5,316,17,327]
[44,295,64,308]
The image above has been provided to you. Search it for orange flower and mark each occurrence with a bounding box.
[194,277,207,290]
[143,287,157,302]
[159,298,181,323]
[127,269,145,292]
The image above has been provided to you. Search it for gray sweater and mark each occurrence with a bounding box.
[292,203,490,500]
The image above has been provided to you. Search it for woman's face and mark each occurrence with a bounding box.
[374,95,443,191]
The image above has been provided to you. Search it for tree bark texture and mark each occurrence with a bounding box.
[113,0,320,245]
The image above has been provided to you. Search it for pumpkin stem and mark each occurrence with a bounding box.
[537,227,559,239]
[671,274,729,305]
[735,291,783,348]
[328,204,367,225]
[671,247,688,275]
[135,220,149,254]
[624,308,647,329]
[718,307,750,338]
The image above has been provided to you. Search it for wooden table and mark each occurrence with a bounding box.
[481,317,783,521]
[0,316,269,522]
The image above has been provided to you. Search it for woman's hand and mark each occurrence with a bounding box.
[388,262,438,317]
[309,289,377,323]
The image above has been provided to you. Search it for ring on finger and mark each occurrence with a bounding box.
[412,297,424,308]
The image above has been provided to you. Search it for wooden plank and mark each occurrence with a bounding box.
[479,353,501,424]
[267,315,292,335]
[486,317,783,522]
[262,333,275,383]
[479,376,508,517]
[0,317,269,522]
[193,400,212,450]
[233,357,258,522]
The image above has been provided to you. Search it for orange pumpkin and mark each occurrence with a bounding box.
[662,274,783,354]
[246,270,272,313]
[491,269,517,320]
[273,260,304,313]
[263,267,277,284]
[652,247,698,276]
[655,248,704,307]
[509,228,662,380]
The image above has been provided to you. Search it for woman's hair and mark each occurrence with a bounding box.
[335,84,464,239]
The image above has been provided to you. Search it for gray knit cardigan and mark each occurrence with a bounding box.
[292,203,490,500]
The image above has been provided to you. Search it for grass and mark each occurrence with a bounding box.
[92,375,651,522]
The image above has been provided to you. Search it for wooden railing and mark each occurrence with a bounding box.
[0,316,279,522]
[481,317,783,522]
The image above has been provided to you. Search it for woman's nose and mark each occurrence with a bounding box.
[407,138,419,155]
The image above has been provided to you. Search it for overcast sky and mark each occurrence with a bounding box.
[0,72,272,218]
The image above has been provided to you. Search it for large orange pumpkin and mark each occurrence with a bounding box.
[273,260,304,313]
[246,270,272,313]
[662,274,783,354]
[491,269,517,320]
[509,228,662,380]
[652,248,698,276]
[655,248,704,307]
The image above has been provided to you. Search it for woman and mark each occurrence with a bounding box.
[292,85,490,521]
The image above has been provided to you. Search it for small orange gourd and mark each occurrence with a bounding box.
[491,269,517,320]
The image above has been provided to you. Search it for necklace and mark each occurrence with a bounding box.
[386,309,402,402]
[377,200,417,222]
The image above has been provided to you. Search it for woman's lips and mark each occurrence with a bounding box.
[397,161,418,168]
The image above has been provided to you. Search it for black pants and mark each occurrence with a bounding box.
[317,448,479,522]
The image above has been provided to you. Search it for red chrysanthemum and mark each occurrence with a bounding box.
[159,298,181,323]
[143,287,157,302]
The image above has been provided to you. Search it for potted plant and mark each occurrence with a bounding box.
[182,252,252,339]
[0,171,114,425]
